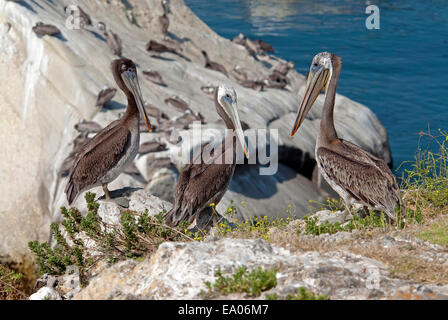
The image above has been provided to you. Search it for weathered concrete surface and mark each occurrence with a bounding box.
[0,0,391,269]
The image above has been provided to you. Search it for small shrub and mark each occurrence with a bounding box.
[203,266,277,298]
[0,265,27,300]
[29,192,194,285]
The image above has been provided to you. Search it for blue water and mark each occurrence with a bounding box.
[186,0,448,174]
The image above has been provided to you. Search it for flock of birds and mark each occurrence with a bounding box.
[29,1,402,227]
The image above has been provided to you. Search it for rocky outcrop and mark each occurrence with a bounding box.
[71,238,448,300]
[0,0,391,270]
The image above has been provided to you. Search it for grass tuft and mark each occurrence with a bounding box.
[203,266,277,298]
[266,287,329,300]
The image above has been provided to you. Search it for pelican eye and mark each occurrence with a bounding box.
[225,93,231,99]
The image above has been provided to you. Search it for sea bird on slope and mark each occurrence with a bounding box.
[290,52,402,220]
[159,0,170,38]
[65,58,152,205]
[164,85,248,227]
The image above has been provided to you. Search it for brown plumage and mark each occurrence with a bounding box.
[256,39,274,53]
[138,141,167,155]
[74,120,103,134]
[201,50,228,77]
[200,85,216,98]
[105,29,122,56]
[274,61,294,76]
[231,33,274,55]
[239,79,265,91]
[142,70,165,86]
[232,33,246,46]
[32,22,60,37]
[266,71,288,89]
[164,85,248,227]
[232,65,248,82]
[144,103,169,122]
[159,0,169,38]
[65,58,152,205]
[95,87,117,108]
[290,52,402,220]
[64,5,91,27]
[316,141,400,218]
[146,40,175,54]
[164,95,189,112]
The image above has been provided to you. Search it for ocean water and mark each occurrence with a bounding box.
[186,0,448,174]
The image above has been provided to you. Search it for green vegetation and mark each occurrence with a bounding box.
[300,207,423,236]
[266,287,329,300]
[399,130,448,210]
[203,267,277,298]
[23,130,448,298]
[217,215,292,241]
[418,218,448,246]
[0,265,27,300]
[28,192,195,285]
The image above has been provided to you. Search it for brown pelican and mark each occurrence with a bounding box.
[274,60,294,76]
[144,103,169,122]
[232,33,246,46]
[32,22,60,37]
[164,85,248,227]
[146,40,189,61]
[159,0,169,38]
[146,40,176,54]
[290,52,402,220]
[65,58,152,205]
[164,95,190,112]
[105,29,122,56]
[232,65,249,82]
[200,84,216,98]
[142,70,165,86]
[231,33,274,55]
[64,5,91,27]
[95,87,117,108]
[60,132,91,178]
[240,80,265,91]
[74,120,103,134]
[138,140,167,155]
[201,51,228,77]
[256,39,274,53]
[267,71,288,89]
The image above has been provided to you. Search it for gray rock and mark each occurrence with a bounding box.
[97,190,172,226]
[144,168,177,202]
[73,238,448,300]
[29,287,62,300]
[311,209,350,225]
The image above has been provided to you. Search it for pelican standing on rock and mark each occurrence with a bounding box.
[159,0,170,38]
[290,52,402,220]
[164,85,248,227]
[65,58,152,205]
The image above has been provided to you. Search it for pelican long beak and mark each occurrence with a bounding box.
[123,70,152,132]
[290,66,329,138]
[227,101,249,159]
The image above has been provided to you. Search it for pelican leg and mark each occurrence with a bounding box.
[102,183,111,200]
[342,203,352,222]
[212,209,217,227]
